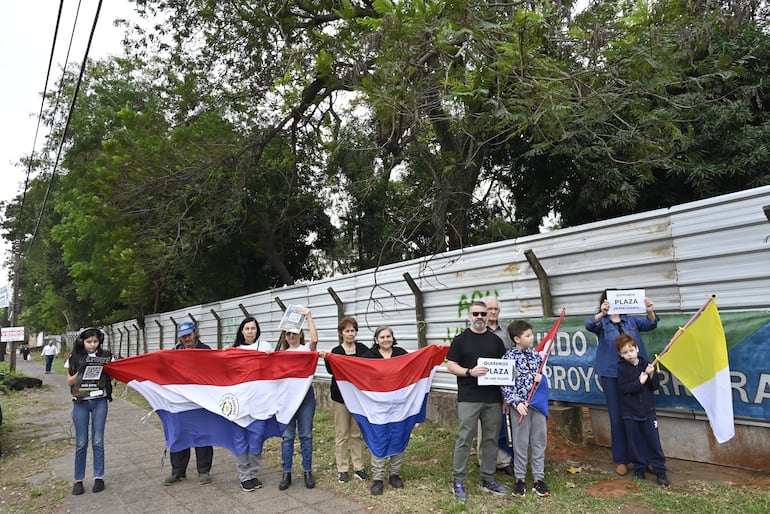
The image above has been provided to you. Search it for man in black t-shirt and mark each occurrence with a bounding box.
[446,301,508,501]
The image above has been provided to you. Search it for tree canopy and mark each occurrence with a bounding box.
[2,0,769,331]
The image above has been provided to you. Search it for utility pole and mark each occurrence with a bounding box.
[6,245,21,372]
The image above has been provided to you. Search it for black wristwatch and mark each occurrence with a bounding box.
[466,367,472,377]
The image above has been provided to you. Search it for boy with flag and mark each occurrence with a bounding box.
[615,333,669,487]
[502,320,551,498]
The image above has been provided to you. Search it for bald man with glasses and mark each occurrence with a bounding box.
[446,301,508,500]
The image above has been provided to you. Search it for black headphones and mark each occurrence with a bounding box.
[78,327,105,345]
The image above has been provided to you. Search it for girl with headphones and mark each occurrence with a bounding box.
[65,328,113,495]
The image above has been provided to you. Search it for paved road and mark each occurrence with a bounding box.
[14,356,369,514]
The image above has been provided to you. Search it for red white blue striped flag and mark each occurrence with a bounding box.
[326,345,449,458]
[105,349,318,456]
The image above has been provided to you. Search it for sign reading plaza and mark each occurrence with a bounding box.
[1,326,25,342]
[476,357,516,386]
[607,289,646,314]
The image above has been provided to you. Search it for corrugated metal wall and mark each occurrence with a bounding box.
[103,186,770,390]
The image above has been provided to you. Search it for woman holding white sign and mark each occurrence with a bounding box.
[585,289,659,476]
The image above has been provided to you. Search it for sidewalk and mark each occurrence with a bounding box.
[15,356,369,514]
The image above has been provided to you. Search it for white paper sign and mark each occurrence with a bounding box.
[1,326,25,342]
[476,358,516,386]
[607,289,646,314]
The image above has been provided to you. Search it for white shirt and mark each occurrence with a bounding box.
[239,340,273,352]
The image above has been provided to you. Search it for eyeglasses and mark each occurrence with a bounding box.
[470,311,487,317]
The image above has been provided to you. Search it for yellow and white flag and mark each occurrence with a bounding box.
[659,299,734,443]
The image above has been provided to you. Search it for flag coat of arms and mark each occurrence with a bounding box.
[105,349,318,455]
[326,345,449,458]
[658,298,735,443]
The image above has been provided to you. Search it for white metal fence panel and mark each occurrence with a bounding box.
[100,186,770,393]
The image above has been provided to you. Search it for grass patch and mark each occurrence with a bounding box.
[0,364,70,514]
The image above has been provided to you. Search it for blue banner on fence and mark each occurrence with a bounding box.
[525,311,770,421]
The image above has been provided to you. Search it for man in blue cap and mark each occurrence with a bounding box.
[163,321,214,486]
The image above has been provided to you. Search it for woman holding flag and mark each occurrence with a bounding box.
[586,289,659,476]
[229,316,273,491]
[323,316,369,483]
[363,326,408,495]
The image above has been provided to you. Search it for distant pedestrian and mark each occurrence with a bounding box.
[20,344,30,361]
[65,328,113,495]
[42,340,58,373]
[163,321,214,487]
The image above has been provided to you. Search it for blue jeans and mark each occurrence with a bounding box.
[600,375,629,465]
[72,398,108,481]
[45,354,55,372]
[281,388,316,472]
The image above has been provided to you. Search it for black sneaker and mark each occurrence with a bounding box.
[656,473,670,487]
[240,479,257,492]
[252,477,263,489]
[497,464,515,476]
[513,478,526,497]
[338,471,350,483]
[389,474,404,488]
[72,482,84,495]
[633,470,646,481]
[354,469,369,481]
[532,479,551,497]
[92,478,105,493]
[370,480,384,495]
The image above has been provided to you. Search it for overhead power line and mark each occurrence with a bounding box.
[27,0,104,254]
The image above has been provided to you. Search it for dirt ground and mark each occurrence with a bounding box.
[546,413,770,499]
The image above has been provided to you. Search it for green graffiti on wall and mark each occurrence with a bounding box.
[442,289,501,344]
[457,289,499,318]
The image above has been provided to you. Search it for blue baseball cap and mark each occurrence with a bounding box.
[178,321,196,337]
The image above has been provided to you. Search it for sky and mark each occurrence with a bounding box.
[0,1,138,287]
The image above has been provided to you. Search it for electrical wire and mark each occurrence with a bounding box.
[16,0,65,232]
[26,0,104,254]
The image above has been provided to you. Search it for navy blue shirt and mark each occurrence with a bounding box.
[617,355,660,419]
